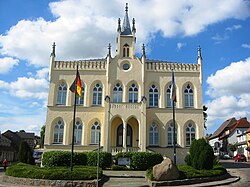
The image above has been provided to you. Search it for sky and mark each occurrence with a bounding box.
[0,0,250,136]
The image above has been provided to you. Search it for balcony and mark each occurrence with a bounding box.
[111,146,140,155]
[109,103,142,117]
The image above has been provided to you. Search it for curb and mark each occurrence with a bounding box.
[151,173,240,186]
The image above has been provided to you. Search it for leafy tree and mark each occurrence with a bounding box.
[40,125,45,148]
[18,141,35,165]
[203,105,208,129]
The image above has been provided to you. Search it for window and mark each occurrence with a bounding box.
[53,120,64,144]
[166,84,172,107]
[113,83,123,103]
[74,121,82,145]
[149,123,159,146]
[92,83,102,105]
[76,86,84,105]
[149,84,158,107]
[123,44,129,57]
[186,123,196,146]
[123,63,130,70]
[57,83,67,105]
[91,122,100,144]
[184,84,194,107]
[128,83,138,103]
[168,123,177,146]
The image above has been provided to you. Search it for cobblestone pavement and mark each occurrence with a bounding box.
[219,160,250,187]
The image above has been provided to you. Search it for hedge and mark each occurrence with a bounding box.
[42,151,111,169]
[6,162,101,180]
[115,152,163,170]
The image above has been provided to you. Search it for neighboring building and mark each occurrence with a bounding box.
[236,131,247,159]
[44,4,204,164]
[0,132,15,162]
[2,130,35,161]
[209,117,250,157]
[246,128,250,159]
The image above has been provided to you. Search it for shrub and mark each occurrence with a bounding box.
[42,151,87,167]
[6,162,101,180]
[185,138,215,170]
[111,165,130,170]
[18,141,35,165]
[87,151,112,169]
[229,144,237,152]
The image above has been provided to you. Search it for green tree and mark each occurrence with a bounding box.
[18,141,35,165]
[40,125,45,148]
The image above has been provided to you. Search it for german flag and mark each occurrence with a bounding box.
[70,68,82,97]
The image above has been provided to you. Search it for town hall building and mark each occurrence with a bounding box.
[44,4,204,163]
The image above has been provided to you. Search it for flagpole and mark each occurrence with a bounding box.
[70,65,78,172]
[171,69,177,165]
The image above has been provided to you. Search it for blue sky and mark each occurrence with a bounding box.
[0,0,250,135]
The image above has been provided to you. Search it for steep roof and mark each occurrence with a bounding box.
[121,3,132,35]
[246,127,250,133]
[209,118,237,139]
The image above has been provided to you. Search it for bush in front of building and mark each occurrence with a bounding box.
[42,151,87,167]
[115,152,163,170]
[6,162,101,180]
[111,165,130,170]
[185,138,215,170]
[18,141,35,165]
[87,151,112,169]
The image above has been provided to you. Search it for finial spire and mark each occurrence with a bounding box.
[50,42,56,57]
[142,44,146,58]
[198,45,202,60]
[117,18,121,32]
[108,43,111,57]
[121,3,132,35]
[132,18,136,33]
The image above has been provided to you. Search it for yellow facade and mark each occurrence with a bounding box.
[44,5,204,164]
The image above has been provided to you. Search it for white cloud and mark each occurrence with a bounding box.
[36,68,49,79]
[242,43,250,49]
[177,42,186,50]
[0,77,49,99]
[205,57,250,129]
[0,0,249,68]
[225,24,242,31]
[0,57,19,74]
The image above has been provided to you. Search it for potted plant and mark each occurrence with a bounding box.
[229,144,237,152]
[246,146,250,152]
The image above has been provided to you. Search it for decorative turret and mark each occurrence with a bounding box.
[121,3,132,35]
[142,44,146,58]
[132,18,136,34]
[117,18,121,33]
[49,42,56,81]
[197,45,203,84]
[107,43,111,57]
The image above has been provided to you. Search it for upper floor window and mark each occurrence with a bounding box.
[184,84,194,108]
[168,123,177,146]
[91,122,100,144]
[92,83,102,106]
[149,123,159,146]
[166,84,172,107]
[57,83,67,105]
[53,120,64,144]
[113,83,123,103]
[123,44,129,57]
[74,121,82,145]
[186,123,196,147]
[76,86,84,105]
[128,83,138,103]
[149,84,158,107]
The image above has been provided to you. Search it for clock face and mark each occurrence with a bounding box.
[123,63,130,70]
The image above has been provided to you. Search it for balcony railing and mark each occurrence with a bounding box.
[110,103,141,110]
[111,146,140,155]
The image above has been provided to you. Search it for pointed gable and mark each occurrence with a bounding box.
[121,3,132,35]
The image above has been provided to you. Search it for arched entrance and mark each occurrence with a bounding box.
[117,124,132,147]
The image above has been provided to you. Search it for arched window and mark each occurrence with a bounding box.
[76,86,84,105]
[186,123,196,146]
[53,120,64,144]
[57,83,67,105]
[74,121,82,145]
[123,44,129,57]
[168,123,177,146]
[149,84,158,107]
[92,83,102,105]
[184,84,194,108]
[113,83,123,103]
[91,122,100,144]
[166,84,172,107]
[128,83,138,103]
[149,123,159,146]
